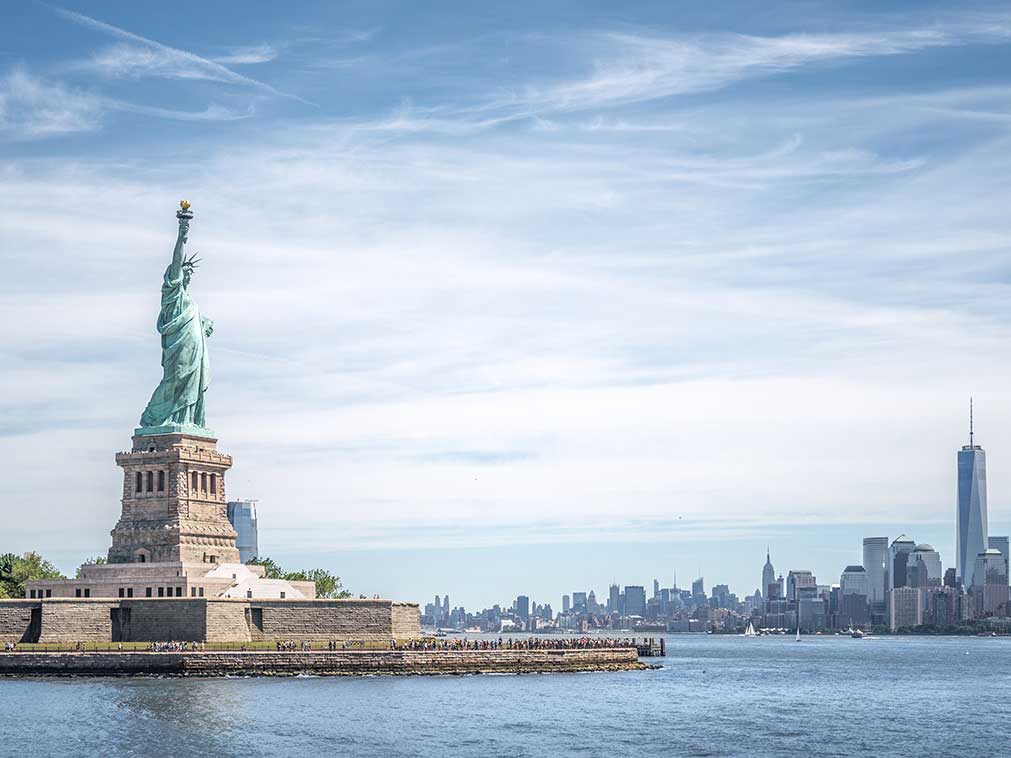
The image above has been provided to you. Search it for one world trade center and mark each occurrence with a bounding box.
[957,400,988,587]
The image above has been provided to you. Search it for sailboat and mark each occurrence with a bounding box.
[795,626,802,642]
[743,621,757,637]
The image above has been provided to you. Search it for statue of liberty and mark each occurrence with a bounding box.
[138,201,214,435]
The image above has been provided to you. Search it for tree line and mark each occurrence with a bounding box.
[0,552,349,600]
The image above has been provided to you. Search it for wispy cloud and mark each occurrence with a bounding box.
[0,67,255,138]
[472,25,1008,116]
[51,5,311,104]
[212,44,279,65]
[109,100,255,122]
[0,67,103,136]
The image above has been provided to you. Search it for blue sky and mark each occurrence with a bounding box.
[4,1,1011,609]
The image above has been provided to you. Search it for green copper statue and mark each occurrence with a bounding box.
[137,201,214,437]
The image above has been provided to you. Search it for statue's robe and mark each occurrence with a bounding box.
[139,263,210,428]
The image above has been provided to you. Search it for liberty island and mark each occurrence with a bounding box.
[0,203,421,647]
[0,203,641,676]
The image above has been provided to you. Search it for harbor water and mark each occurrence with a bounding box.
[2,634,1007,757]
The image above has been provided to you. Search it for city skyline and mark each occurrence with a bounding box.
[421,411,1009,609]
[7,1,1011,609]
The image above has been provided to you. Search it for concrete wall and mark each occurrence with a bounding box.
[205,600,251,642]
[0,601,40,643]
[255,599,399,642]
[119,599,207,642]
[39,600,118,643]
[392,603,421,639]
[0,648,643,677]
[11,597,421,643]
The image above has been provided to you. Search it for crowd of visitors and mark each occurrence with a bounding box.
[3,636,645,653]
[149,641,203,652]
[394,637,640,650]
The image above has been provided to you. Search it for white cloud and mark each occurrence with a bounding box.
[3,85,1011,563]
[0,67,258,138]
[0,67,104,136]
[6,11,1011,599]
[466,25,1008,116]
[213,44,279,65]
[53,6,309,103]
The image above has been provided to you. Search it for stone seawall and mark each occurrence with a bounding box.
[0,648,644,677]
[0,597,421,644]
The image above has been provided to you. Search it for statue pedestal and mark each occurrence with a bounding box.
[135,423,215,438]
[109,432,238,565]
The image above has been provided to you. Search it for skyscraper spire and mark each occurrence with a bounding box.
[970,397,974,447]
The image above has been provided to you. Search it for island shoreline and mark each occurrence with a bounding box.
[0,648,648,677]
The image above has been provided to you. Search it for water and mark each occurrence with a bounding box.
[2,634,1007,757]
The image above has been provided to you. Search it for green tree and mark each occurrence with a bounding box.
[303,568,350,599]
[75,555,107,579]
[246,556,284,579]
[0,553,16,599]
[245,557,350,599]
[0,552,65,598]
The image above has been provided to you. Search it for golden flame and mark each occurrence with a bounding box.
[180,199,191,211]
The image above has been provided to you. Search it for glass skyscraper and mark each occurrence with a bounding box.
[226,500,259,564]
[957,409,988,588]
[862,537,889,605]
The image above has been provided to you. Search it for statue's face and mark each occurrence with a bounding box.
[183,268,192,287]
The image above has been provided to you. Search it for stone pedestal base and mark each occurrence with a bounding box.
[110,433,239,565]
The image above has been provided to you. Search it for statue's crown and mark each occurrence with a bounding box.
[182,252,201,271]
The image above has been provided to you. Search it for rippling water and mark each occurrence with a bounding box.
[2,634,1007,757]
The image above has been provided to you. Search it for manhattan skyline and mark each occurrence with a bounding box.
[5,1,1011,609]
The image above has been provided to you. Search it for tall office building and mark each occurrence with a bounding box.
[971,549,1008,618]
[691,577,705,598]
[862,537,889,605]
[907,544,942,587]
[957,401,988,587]
[623,586,647,617]
[988,535,1009,576]
[572,591,588,612]
[840,565,869,596]
[226,500,259,563]
[762,548,776,599]
[889,587,923,631]
[562,594,570,614]
[608,583,622,614]
[516,595,530,621]
[889,535,916,590]
[786,570,816,601]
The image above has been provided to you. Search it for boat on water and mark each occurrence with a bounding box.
[743,621,757,637]
[849,628,865,639]
[795,627,802,642]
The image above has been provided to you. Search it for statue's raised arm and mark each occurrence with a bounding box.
[168,215,190,279]
[137,201,213,437]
